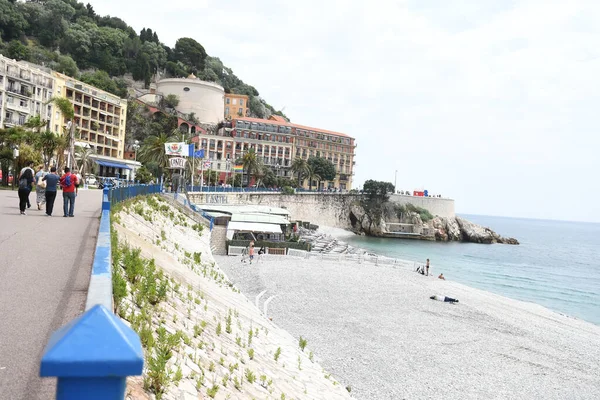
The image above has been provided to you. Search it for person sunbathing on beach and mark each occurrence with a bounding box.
[430,294,458,303]
[438,274,445,280]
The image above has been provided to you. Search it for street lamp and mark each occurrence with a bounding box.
[133,140,140,161]
[394,170,397,193]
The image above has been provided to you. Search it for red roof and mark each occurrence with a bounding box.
[269,115,288,123]
[234,116,350,139]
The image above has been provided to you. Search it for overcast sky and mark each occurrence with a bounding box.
[91,0,599,222]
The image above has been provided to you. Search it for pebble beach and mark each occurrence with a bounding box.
[214,228,600,400]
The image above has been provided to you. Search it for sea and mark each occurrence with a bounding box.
[342,215,600,326]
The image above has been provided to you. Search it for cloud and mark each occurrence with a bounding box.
[91,0,600,221]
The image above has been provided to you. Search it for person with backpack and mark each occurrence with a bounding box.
[42,166,60,216]
[17,166,35,215]
[60,167,78,217]
[19,161,35,209]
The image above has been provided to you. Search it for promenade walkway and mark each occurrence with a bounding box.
[0,189,101,400]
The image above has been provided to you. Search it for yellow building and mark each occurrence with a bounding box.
[224,93,249,119]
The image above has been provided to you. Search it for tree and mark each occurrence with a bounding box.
[161,94,179,110]
[307,156,336,189]
[75,145,95,177]
[360,180,396,229]
[241,149,261,187]
[6,40,30,61]
[79,70,126,97]
[53,55,79,77]
[304,165,321,191]
[138,132,177,172]
[35,130,65,168]
[363,180,395,202]
[226,173,241,187]
[173,37,207,73]
[291,157,310,187]
[0,0,28,41]
[135,165,153,183]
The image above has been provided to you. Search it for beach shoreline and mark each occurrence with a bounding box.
[214,226,600,399]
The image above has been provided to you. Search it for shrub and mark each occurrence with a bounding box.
[282,186,295,195]
[274,347,281,362]
[245,368,256,384]
[299,336,308,351]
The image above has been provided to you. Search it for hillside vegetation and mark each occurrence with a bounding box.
[0,0,287,119]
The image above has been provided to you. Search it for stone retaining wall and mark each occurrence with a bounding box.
[188,192,455,228]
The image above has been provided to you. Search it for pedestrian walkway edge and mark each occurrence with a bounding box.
[84,208,113,312]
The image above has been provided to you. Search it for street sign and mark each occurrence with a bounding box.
[169,157,187,169]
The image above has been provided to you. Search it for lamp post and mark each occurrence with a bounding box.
[394,170,398,194]
[133,140,140,161]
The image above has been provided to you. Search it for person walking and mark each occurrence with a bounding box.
[34,165,47,210]
[74,169,83,195]
[60,167,78,217]
[426,258,430,276]
[249,243,255,265]
[20,161,35,209]
[42,166,60,216]
[17,166,35,215]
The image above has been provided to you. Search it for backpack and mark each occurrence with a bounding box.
[64,174,72,187]
[19,178,28,189]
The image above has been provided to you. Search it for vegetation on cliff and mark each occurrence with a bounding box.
[0,0,286,119]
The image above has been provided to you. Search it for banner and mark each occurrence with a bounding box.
[233,164,243,172]
[169,157,187,169]
[165,143,195,156]
[203,161,212,169]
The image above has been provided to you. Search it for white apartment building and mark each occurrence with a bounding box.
[0,55,56,130]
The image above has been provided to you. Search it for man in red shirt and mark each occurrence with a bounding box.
[60,167,79,217]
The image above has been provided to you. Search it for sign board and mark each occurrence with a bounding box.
[169,157,187,169]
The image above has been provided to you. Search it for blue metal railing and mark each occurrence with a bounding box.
[186,185,349,193]
[39,186,155,399]
[109,184,162,205]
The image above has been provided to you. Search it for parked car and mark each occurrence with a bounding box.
[0,171,14,184]
[85,174,98,186]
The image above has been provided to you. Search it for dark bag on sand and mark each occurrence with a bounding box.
[19,178,28,189]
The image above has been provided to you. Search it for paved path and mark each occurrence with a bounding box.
[0,188,101,400]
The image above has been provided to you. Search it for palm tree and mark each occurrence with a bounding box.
[138,132,178,171]
[24,115,47,134]
[242,149,260,187]
[48,97,75,168]
[75,145,96,178]
[291,157,310,188]
[304,165,321,191]
[36,131,66,168]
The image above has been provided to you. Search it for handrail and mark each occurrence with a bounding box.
[39,186,164,399]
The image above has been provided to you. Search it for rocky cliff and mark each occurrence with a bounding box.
[349,201,519,245]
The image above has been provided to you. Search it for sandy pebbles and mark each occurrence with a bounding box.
[214,252,600,400]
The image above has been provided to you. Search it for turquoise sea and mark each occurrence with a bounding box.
[343,215,600,326]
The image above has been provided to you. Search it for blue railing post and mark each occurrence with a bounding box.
[40,304,144,400]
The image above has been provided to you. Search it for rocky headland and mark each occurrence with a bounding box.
[348,201,519,245]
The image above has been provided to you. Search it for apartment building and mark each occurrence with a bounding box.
[52,72,137,178]
[224,93,249,119]
[289,119,356,190]
[0,55,56,130]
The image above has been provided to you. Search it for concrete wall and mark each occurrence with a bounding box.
[188,192,456,228]
[157,78,224,124]
[389,194,455,218]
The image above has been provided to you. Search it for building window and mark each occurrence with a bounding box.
[225,107,229,115]
[226,98,230,104]
[238,108,242,114]
[232,99,237,105]
[240,99,244,106]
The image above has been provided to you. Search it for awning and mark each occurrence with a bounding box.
[227,221,282,234]
[95,160,132,170]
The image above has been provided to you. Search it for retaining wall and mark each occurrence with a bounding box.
[188,192,455,228]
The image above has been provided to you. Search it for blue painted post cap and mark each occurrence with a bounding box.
[40,304,144,378]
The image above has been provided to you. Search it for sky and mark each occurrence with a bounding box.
[91,0,600,222]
